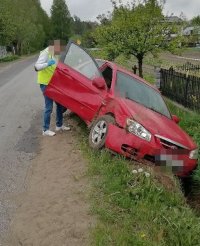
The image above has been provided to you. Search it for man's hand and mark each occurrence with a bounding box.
[48,59,56,66]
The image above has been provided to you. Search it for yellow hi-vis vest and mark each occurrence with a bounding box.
[38,48,56,85]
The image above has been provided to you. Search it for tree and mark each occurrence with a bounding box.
[94,0,182,77]
[82,30,97,48]
[0,0,50,55]
[71,16,85,36]
[51,0,71,41]
[0,0,16,45]
[70,16,98,47]
[191,15,200,26]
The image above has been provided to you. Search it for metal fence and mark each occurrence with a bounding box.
[175,62,200,72]
[160,68,200,111]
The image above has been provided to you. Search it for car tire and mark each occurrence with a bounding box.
[89,115,115,150]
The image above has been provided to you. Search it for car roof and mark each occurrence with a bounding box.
[95,59,159,93]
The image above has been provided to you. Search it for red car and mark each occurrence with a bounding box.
[45,41,198,177]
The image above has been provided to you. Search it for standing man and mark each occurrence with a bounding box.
[35,40,70,136]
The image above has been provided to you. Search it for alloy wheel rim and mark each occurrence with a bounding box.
[92,120,107,144]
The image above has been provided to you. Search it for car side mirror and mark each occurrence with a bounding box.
[172,115,180,124]
[92,77,106,89]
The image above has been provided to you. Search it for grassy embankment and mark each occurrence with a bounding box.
[73,112,200,245]
[70,50,200,245]
[0,55,19,63]
[0,49,41,63]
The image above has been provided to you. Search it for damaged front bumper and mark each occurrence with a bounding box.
[105,124,198,177]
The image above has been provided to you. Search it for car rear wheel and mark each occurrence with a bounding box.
[89,115,115,150]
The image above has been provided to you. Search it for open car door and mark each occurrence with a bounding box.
[45,41,107,124]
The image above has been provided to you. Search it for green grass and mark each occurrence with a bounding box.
[0,55,19,63]
[143,73,155,84]
[71,115,200,246]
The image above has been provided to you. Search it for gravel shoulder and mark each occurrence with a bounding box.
[7,119,94,246]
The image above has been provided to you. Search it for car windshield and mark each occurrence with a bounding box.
[115,71,171,118]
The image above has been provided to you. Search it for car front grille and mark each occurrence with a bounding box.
[155,134,189,151]
[159,138,183,149]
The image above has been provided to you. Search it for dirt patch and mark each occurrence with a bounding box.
[8,123,94,246]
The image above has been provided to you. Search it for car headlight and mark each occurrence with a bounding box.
[126,119,151,142]
[189,149,198,159]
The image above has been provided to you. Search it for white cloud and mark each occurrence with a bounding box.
[163,0,199,19]
[40,0,200,21]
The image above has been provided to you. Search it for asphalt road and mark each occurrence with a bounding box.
[0,55,43,244]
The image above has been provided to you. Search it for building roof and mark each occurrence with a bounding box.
[165,16,182,23]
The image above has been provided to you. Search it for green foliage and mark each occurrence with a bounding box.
[89,49,110,60]
[0,0,50,55]
[143,73,155,84]
[51,0,71,41]
[81,30,97,48]
[191,15,200,26]
[94,0,183,77]
[71,16,97,36]
[0,1,16,45]
[70,34,82,44]
[70,16,98,48]
[0,55,19,63]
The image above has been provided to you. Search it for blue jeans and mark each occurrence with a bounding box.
[40,84,63,131]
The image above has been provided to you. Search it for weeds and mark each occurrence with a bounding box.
[0,55,19,63]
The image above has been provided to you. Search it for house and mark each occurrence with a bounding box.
[182,26,200,46]
[165,16,182,23]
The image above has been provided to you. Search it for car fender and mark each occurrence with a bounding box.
[97,100,129,129]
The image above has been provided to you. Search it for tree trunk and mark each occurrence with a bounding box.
[17,41,22,56]
[137,55,143,78]
[13,41,22,56]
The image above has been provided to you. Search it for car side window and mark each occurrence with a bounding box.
[102,66,113,89]
[63,43,102,80]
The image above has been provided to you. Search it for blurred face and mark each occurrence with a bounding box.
[49,40,66,55]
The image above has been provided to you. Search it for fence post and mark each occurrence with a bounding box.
[184,73,190,108]
[155,67,161,89]
[132,65,137,74]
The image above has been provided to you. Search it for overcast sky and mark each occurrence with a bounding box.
[40,0,199,21]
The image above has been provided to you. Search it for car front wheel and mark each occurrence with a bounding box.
[89,115,115,150]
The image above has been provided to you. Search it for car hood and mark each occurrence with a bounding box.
[117,98,196,149]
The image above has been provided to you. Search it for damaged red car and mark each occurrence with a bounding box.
[45,41,198,177]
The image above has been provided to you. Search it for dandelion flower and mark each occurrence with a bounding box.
[132,169,138,174]
[144,172,150,177]
[138,168,144,173]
